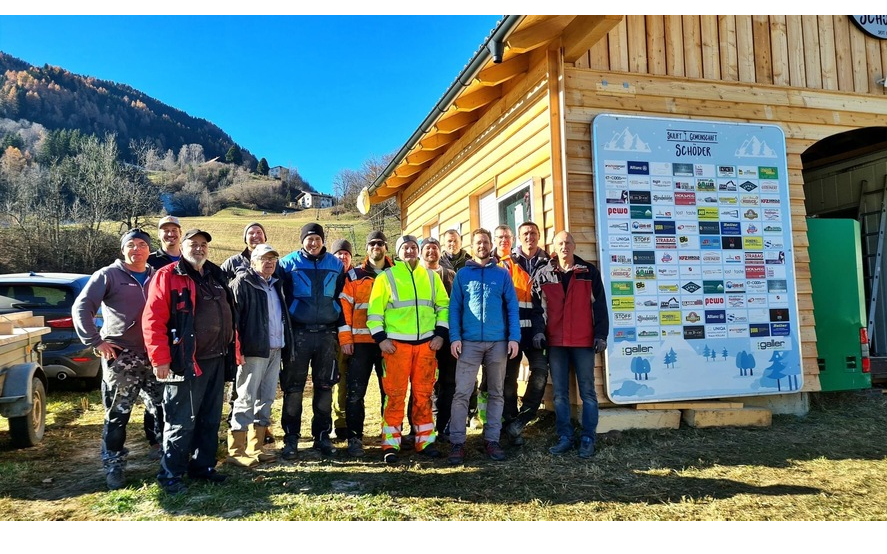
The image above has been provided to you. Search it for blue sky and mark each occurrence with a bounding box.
[0,14,501,194]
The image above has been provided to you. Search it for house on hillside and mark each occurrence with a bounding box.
[294,191,335,209]
[269,165,285,179]
[363,15,887,421]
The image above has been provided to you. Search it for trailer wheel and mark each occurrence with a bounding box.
[9,377,46,447]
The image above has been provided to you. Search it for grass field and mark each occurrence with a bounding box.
[2,211,886,530]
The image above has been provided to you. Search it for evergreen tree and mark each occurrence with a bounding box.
[256,157,269,176]
[225,145,243,165]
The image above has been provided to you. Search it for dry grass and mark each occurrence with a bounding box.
[3,212,886,522]
[2,381,887,521]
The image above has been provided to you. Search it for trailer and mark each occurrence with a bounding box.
[0,311,51,447]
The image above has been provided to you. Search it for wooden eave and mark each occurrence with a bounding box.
[373,15,622,202]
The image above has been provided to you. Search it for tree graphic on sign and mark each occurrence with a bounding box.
[703,344,712,361]
[722,347,729,360]
[762,351,792,391]
[735,350,756,376]
[632,357,652,380]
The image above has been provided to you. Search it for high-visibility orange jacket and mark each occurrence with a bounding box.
[496,248,547,343]
[338,256,395,346]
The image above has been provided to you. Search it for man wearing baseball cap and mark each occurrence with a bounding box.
[148,215,182,270]
[72,228,160,490]
[366,234,449,464]
[277,223,346,459]
[142,228,239,494]
[329,237,353,440]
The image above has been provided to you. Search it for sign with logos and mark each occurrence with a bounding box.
[851,16,887,39]
[593,114,803,404]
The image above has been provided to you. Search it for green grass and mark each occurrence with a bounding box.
[168,207,382,265]
[2,383,887,521]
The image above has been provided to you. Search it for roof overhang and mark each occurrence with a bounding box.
[365,15,623,207]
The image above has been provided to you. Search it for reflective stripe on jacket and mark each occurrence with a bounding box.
[367,260,449,344]
[339,256,394,346]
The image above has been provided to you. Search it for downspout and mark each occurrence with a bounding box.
[367,15,525,198]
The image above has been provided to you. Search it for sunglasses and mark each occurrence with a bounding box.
[368,241,386,247]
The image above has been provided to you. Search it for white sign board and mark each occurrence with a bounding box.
[592,115,803,404]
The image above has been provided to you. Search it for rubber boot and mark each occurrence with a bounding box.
[247,425,277,463]
[226,430,259,468]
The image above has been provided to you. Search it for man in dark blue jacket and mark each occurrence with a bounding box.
[278,223,345,459]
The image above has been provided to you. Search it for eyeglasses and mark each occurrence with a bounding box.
[124,242,150,250]
[368,241,385,247]
[260,257,279,263]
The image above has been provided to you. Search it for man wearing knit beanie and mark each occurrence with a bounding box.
[278,222,346,459]
[221,222,268,282]
[300,222,325,243]
[329,237,354,440]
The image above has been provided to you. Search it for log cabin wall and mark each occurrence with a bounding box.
[563,16,887,397]
[384,15,887,408]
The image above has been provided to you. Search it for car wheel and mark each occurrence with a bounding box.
[9,377,46,448]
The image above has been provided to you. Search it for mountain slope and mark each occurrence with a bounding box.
[0,51,256,166]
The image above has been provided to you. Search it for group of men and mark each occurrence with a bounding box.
[72,215,609,495]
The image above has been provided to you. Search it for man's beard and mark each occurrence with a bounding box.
[184,253,206,269]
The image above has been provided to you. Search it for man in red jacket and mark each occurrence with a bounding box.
[533,231,609,459]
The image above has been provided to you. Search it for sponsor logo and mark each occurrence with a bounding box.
[699,195,719,205]
[638,329,660,339]
[770,308,790,322]
[660,297,680,309]
[763,208,781,221]
[696,179,716,191]
[745,224,759,234]
[635,266,656,279]
[727,295,746,308]
[703,281,725,294]
[677,235,699,249]
[749,324,771,337]
[654,221,676,234]
[673,163,695,177]
[675,192,696,205]
[682,297,704,307]
[682,281,701,293]
[706,324,728,338]
[678,253,701,262]
[633,235,653,248]
[660,311,682,325]
[633,251,655,264]
[634,281,650,294]
[747,295,768,307]
[607,190,629,204]
[723,253,743,264]
[738,166,758,178]
[609,235,632,250]
[613,328,638,343]
[683,325,705,339]
[611,266,633,279]
[743,237,764,250]
[765,251,786,264]
[628,161,650,174]
[629,191,652,204]
[754,339,788,351]
[660,252,674,263]
[703,267,724,278]
[722,236,743,250]
[611,297,636,310]
[620,344,653,355]
[609,222,629,231]
[632,221,654,233]
[659,283,679,293]
[652,193,675,204]
[719,179,737,191]
[656,237,677,249]
[604,161,628,173]
[760,180,779,193]
[746,280,767,292]
[674,179,694,191]
[650,162,672,176]
[767,265,786,279]
[760,197,781,206]
[705,310,726,324]
[739,181,758,192]
[740,195,760,207]
[726,311,748,323]
[745,252,765,264]
[728,325,750,337]
[614,312,635,324]
[720,222,741,236]
[746,266,766,279]
[695,164,715,177]
[654,209,674,219]
[704,296,725,306]
[637,313,659,323]
[702,252,722,264]
[630,205,654,219]
[611,281,634,295]
[611,254,633,264]
[698,207,720,220]
[652,177,674,189]
[770,323,791,337]
[699,221,721,234]
[700,236,722,249]
[719,195,738,205]
[725,280,746,292]
[675,207,698,219]
[718,166,736,177]
[720,208,740,220]
[662,328,683,338]
[768,279,788,293]
[608,206,629,217]
[763,225,783,233]
[685,311,701,323]
[628,176,651,189]
[759,167,778,179]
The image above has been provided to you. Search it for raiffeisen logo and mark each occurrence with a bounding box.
[622,345,654,356]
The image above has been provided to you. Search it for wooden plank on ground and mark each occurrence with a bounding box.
[635,401,745,410]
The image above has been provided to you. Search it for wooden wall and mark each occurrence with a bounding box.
[577,15,887,96]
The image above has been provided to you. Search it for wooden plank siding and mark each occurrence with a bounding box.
[385,15,887,407]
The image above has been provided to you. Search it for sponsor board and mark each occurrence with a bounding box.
[613,328,638,343]
[611,281,634,295]
[611,297,636,310]
[660,311,683,325]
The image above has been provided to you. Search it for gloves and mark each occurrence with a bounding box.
[594,338,607,353]
[532,333,546,350]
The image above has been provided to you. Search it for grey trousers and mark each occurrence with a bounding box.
[449,341,507,445]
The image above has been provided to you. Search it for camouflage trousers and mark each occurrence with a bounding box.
[101,349,162,472]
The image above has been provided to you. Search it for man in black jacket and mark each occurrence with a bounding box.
[227,244,292,467]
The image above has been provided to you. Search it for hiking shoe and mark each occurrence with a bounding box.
[578,436,595,459]
[314,437,337,457]
[549,436,574,455]
[347,437,365,458]
[484,440,506,461]
[506,419,525,438]
[418,444,442,458]
[281,442,299,460]
[147,444,163,461]
[106,466,125,490]
[448,443,465,465]
[188,468,227,483]
[158,478,187,495]
[401,434,415,451]
[383,450,398,465]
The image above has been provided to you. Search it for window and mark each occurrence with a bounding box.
[479,189,497,231]
[498,181,532,236]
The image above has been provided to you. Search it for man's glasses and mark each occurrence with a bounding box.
[260,257,279,263]
[368,241,385,247]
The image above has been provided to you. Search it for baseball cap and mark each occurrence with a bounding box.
[183,228,212,242]
[251,243,279,260]
[157,215,181,229]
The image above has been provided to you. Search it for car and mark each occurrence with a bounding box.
[0,272,101,389]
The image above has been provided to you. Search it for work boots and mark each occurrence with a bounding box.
[247,425,277,463]
[225,430,259,468]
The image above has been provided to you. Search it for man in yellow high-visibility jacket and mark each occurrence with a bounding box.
[366,234,450,465]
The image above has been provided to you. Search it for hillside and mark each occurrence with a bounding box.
[0,51,256,167]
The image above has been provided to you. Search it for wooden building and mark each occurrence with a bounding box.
[364,15,887,419]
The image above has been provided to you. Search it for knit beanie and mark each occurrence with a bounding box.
[120,228,152,249]
[300,222,325,243]
[366,230,387,245]
[395,235,419,256]
[243,222,266,243]
[331,239,353,255]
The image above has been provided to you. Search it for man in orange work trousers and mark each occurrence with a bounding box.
[366,235,450,465]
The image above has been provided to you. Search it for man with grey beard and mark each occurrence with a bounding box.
[142,228,239,495]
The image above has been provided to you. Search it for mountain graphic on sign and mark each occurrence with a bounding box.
[604,127,651,152]
[735,136,777,158]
